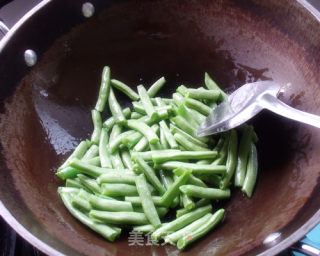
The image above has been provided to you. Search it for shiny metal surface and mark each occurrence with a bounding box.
[198,81,320,136]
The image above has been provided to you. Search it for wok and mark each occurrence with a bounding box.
[0,0,320,255]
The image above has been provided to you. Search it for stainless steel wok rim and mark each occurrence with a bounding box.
[0,0,320,255]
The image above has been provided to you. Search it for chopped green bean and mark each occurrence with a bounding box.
[109,130,135,154]
[137,85,159,122]
[135,174,161,228]
[95,66,111,112]
[176,198,210,218]
[184,98,212,116]
[90,109,102,144]
[165,213,212,244]
[77,174,101,194]
[127,119,159,145]
[111,79,139,100]
[181,193,195,210]
[58,141,89,171]
[242,142,258,198]
[60,192,121,242]
[159,121,178,149]
[108,88,126,125]
[177,208,225,249]
[90,210,149,225]
[99,129,113,168]
[220,130,238,189]
[204,72,227,100]
[135,157,165,195]
[147,77,166,97]
[71,194,92,212]
[88,194,134,212]
[125,196,163,206]
[186,88,220,101]
[121,150,134,170]
[156,161,226,175]
[180,185,230,199]
[234,126,253,187]
[103,107,131,129]
[160,168,191,207]
[152,150,217,164]
[173,168,208,188]
[151,205,212,241]
[110,150,125,170]
[101,183,138,197]
[133,224,155,233]
[97,172,136,184]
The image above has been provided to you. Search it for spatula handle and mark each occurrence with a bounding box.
[259,94,320,128]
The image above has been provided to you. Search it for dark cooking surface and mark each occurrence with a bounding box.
[0,0,320,256]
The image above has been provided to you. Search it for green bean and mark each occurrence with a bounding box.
[177,104,199,128]
[103,107,131,129]
[159,170,179,208]
[127,120,159,145]
[204,72,227,100]
[160,169,191,207]
[176,85,189,96]
[152,150,217,164]
[130,112,143,119]
[58,187,80,194]
[159,121,178,149]
[87,194,134,212]
[125,196,162,206]
[151,98,173,105]
[102,183,138,197]
[181,194,195,210]
[165,213,212,244]
[90,109,102,144]
[242,142,258,198]
[95,66,111,112]
[234,126,253,187]
[131,151,154,162]
[90,210,149,225]
[111,79,139,100]
[122,132,143,149]
[133,137,149,152]
[71,194,92,212]
[110,151,125,170]
[213,137,225,152]
[60,192,121,242]
[133,224,155,233]
[199,174,221,187]
[147,77,166,97]
[172,92,184,106]
[156,161,226,176]
[57,166,80,180]
[58,141,89,171]
[176,198,210,218]
[184,98,212,116]
[82,144,99,160]
[212,133,230,165]
[108,88,126,125]
[70,159,127,177]
[135,174,161,228]
[109,124,122,142]
[186,88,220,101]
[180,185,230,199]
[160,127,170,149]
[83,156,101,166]
[133,206,168,218]
[133,102,172,116]
[177,208,225,249]
[66,178,87,190]
[137,85,159,122]
[188,108,206,125]
[196,159,211,165]
[121,150,134,170]
[77,174,101,194]
[109,130,135,154]
[97,172,136,184]
[151,204,212,241]
[171,115,198,138]
[170,124,209,149]
[135,156,165,195]
[99,129,112,168]
[173,168,208,188]
[220,130,238,189]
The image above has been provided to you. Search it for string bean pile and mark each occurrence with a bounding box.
[56,67,258,250]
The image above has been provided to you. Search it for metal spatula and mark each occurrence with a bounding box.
[197,81,320,137]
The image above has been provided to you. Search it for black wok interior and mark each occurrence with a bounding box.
[0,0,320,255]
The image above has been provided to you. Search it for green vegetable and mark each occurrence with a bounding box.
[111,79,139,100]
[242,142,258,197]
[147,77,166,97]
[95,66,111,112]
[108,88,127,125]
[90,109,102,144]
[101,183,138,197]
[90,210,149,225]
[180,185,230,199]
[135,174,161,228]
